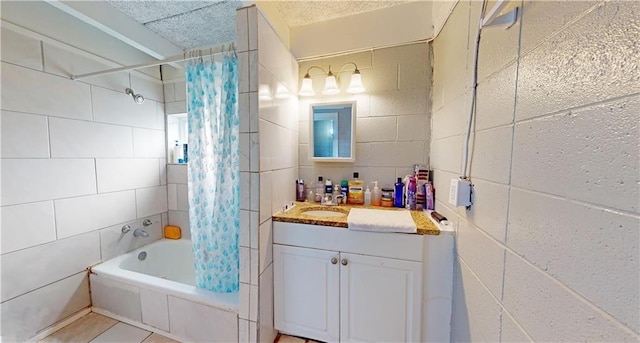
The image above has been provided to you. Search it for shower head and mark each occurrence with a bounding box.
[125,88,145,104]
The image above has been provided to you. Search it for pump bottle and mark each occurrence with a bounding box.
[371,181,381,206]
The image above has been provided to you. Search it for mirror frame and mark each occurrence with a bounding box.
[309,101,356,163]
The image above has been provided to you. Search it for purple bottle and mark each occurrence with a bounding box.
[407,176,417,210]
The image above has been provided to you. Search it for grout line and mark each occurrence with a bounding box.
[451,207,640,338]
[457,255,535,342]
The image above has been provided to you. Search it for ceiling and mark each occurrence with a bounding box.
[104,0,411,50]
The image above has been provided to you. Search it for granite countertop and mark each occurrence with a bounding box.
[272,201,440,235]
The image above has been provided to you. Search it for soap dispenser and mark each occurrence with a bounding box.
[364,185,372,206]
[371,181,381,206]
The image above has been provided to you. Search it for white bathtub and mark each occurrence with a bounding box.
[90,239,239,341]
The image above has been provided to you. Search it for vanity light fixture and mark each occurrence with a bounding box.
[299,62,365,96]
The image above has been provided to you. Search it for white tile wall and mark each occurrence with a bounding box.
[166,164,187,184]
[1,111,50,158]
[91,274,142,322]
[0,28,42,70]
[133,128,166,158]
[130,74,164,103]
[1,232,99,302]
[1,62,92,120]
[136,186,168,218]
[42,43,129,92]
[49,118,134,158]
[259,264,277,343]
[0,272,90,341]
[55,190,137,239]
[140,288,170,332]
[2,26,168,340]
[1,201,56,254]
[1,159,97,206]
[96,159,160,193]
[92,86,162,130]
[168,296,238,342]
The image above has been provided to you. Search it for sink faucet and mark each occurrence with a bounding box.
[134,228,149,238]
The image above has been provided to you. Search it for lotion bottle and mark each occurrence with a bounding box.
[371,181,381,206]
[364,185,372,206]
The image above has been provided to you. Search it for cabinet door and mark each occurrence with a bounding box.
[274,244,340,342]
[340,253,422,343]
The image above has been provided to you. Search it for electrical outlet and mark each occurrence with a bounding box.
[449,178,472,207]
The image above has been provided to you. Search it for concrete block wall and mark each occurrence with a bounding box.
[298,43,431,188]
[0,26,168,341]
[431,1,639,341]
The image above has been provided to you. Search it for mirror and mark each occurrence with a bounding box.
[310,102,356,162]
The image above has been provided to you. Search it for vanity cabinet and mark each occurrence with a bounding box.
[273,222,424,343]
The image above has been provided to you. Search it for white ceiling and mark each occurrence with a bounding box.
[103,0,413,50]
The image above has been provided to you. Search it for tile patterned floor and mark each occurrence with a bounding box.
[41,312,320,343]
[40,313,179,343]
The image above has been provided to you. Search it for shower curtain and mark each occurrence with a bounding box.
[186,52,239,293]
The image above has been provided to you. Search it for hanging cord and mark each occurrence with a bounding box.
[461,0,488,179]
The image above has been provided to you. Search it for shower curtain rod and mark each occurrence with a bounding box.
[71,43,235,81]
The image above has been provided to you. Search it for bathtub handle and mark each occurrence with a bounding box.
[121,225,131,234]
[143,219,153,227]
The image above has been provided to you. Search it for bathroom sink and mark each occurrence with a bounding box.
[300,207,348,218]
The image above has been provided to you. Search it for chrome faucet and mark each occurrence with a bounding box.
[133,228,149,238]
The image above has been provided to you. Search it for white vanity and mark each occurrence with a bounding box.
[272,207,454,343]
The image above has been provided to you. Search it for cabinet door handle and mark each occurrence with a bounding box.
[331,257,338,265]
[341,259,348,266]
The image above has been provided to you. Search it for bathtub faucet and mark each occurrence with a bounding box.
[133,228,149,238]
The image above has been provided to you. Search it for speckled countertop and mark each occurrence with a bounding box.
[272,201,440,235]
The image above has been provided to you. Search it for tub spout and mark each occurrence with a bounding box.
[134,228,149,238]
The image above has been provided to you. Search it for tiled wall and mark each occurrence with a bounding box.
[298,43,431,188]
[430,1,639,341]
[0,27,168,341]
[255,6,299,343]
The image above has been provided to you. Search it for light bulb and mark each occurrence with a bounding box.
[346,72,365,94]
[299,76,315,96]
[322,75,339,95]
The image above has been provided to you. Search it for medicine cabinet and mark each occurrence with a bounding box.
[309,102,356,163]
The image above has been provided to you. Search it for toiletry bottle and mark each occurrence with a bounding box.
[364,185,372,206]
[296,179,305,202]
[425,181,435,210]
[347,172,364,205]
[371,181,381,206]
[325,179,333,195]
[407,176,417,210]
[394,177,404,208]
[307,190,315,202]
[315,176,325,202]
[340,180,349,204]
[183,143,188,163]
[172,140,183,164]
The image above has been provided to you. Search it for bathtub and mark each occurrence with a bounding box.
[90,239,239,342]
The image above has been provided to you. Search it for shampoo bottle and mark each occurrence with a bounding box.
[315,176,325,202]
[371,181,381,206]
[394,177,404,208]
[172,140,183,164]
[407,176,417,210]
[364,185,372,206]
[340,180,349,204]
